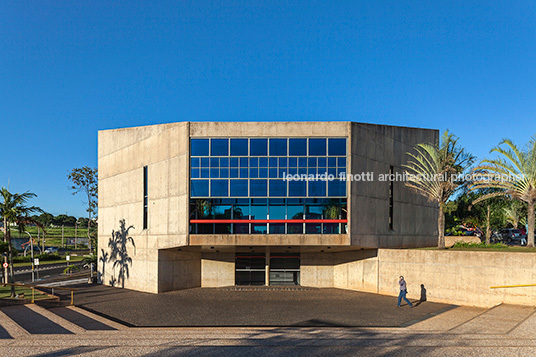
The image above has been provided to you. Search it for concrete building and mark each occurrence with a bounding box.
[98,121,438,293]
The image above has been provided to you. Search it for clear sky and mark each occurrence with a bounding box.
[1,1,535,217]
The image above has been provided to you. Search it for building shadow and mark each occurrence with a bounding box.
[108,219,136,288]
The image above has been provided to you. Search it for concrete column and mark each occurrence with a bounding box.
[265,247,270,286]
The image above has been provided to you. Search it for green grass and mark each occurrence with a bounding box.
[13,255,85,267]
[1,226,93,240]
[0,286,50,300]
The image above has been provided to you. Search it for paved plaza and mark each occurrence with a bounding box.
[55,285,452,327]
[1,286,536,355]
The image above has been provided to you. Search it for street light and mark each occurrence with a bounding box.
[24,231,35,282]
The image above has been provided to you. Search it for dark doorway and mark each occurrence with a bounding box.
[270,253,300,286]
[235,253,265,285]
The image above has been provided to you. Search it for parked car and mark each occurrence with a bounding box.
[499,229,526,244]
[44,247,59,254]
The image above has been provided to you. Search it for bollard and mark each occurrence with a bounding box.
[32,288,34,304]
[71,290,74,305]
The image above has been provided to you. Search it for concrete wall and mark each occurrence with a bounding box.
[376,249,536,307]
[158,250,201,293]
[301,250,379,290]
[201,252,235,287]
[98,122,190,293]
[349,123,438,248]
[302,248,536,308]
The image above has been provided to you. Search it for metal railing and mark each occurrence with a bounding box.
[490,284,536,289]
[1,282,78,305]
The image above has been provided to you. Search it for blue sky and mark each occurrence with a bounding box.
[1,1,535,217]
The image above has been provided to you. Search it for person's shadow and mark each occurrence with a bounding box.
[414,284,427,307]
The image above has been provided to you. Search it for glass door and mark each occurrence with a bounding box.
[235,253,266,285]
[269,253,300,286]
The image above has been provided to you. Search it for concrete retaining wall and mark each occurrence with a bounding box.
[376,249,536,307]
[302,249,536,308]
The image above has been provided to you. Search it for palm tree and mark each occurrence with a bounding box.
[0,188,41,296]
[403,131,474,248]
[503,204,523,229]
[470,137,536,247]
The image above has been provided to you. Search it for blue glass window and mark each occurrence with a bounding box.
[250,139,268,156]
[309,138,326,156]
[251,203,268,220]
[211,139,228,156]
[328,180,346,197]
[269,168,278,178]
[201,168,210,178]
[230,158,239,167]
[191,139,209,156]
[210,168,219,178]
[249,168,258,178]
[230,139,248,156]
[190,168,200,178]
[230,168,239,178]
[269,157,278,168]
[240,157,248,167]
[201,158,210,167]
[220,158,229,167]
[279,168,288,178]
[288,168,298,175]
[338,157,346,167]
[259,168,268,178]
[230,180,248,197]
[191,158,200,167]
[278,157,287,168]
[269,180,287,197]
[328,157,337,167]
[269,204,286,219]
[288,157,297,167]
[308,181,326,196]
[298,157,307,168]
[289,138,307,156]
[191,180,209,197]
[240,168,249,178]
[318,157,326,167]
[269,224,285,234]
[252,224,267,234]
[249,157,258,167]
[269,138,287,156]
[289,181,306,196]
[287,205,304,220]
[233,204,249,219]
[259,157,268,167]
[328,138,346,156]
[210,158,219,168]
[211,180,228,197]
[308,157,317,167]
[250,180,267,197]
[220,168,229,178]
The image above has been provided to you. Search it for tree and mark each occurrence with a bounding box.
[68,167,98,253]
[0,188,41,296]
[470,137,536,247]
[403,131,475,248]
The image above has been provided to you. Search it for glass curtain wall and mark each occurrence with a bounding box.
[190,137,347,234]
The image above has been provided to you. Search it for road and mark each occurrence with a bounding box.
[9,262,85,284]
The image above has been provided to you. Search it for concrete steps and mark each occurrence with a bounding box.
[0,304,120,338]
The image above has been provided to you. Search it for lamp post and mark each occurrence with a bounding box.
[24,231,35,282]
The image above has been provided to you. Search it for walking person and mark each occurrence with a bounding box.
[397,276,413,308]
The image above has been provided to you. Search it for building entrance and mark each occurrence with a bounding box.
[235,253,265,285]
[269,253,300,286]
